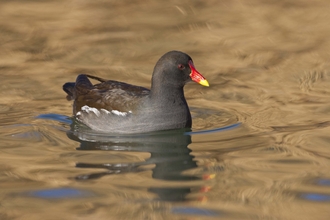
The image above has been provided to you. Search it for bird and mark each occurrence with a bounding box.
[63,50,209,134]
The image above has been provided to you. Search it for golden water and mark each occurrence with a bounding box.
[0,0,330,219]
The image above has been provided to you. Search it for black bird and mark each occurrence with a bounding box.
[63,51,209,134]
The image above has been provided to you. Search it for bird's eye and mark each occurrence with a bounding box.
[178,64,185,70]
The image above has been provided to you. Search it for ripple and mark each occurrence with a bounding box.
[187,123,241,135]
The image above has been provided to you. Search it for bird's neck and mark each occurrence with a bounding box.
[150,83,185,104]
[148,79,192,128]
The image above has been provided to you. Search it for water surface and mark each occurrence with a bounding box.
[1,0,330,219]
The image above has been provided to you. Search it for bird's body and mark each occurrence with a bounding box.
[63,51,208,134]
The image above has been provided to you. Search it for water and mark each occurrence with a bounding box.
[1,0,330,219]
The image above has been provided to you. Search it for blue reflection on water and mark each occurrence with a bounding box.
[317,179,330,186]
[36,114,72,124]
[172,207,219,217]
[301,193,330,202]
[29,188,91,199]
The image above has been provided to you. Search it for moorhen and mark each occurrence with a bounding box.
[63,51,209,134]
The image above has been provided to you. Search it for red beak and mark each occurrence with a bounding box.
[188,60,209,87]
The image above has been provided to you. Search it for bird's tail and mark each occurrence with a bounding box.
[63,82,75,101]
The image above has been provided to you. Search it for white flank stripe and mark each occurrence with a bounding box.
[79,105,131,117]
[111,110,128,116]
[81,105,100,116]
[100,109,111,114]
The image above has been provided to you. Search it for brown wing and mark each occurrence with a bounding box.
[69,74,150,115]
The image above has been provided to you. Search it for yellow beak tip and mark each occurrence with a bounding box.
[199,79,209,87]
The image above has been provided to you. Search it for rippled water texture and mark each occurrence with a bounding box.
[1,0,330,219]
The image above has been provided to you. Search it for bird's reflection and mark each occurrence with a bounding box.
[67,127,202,201]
